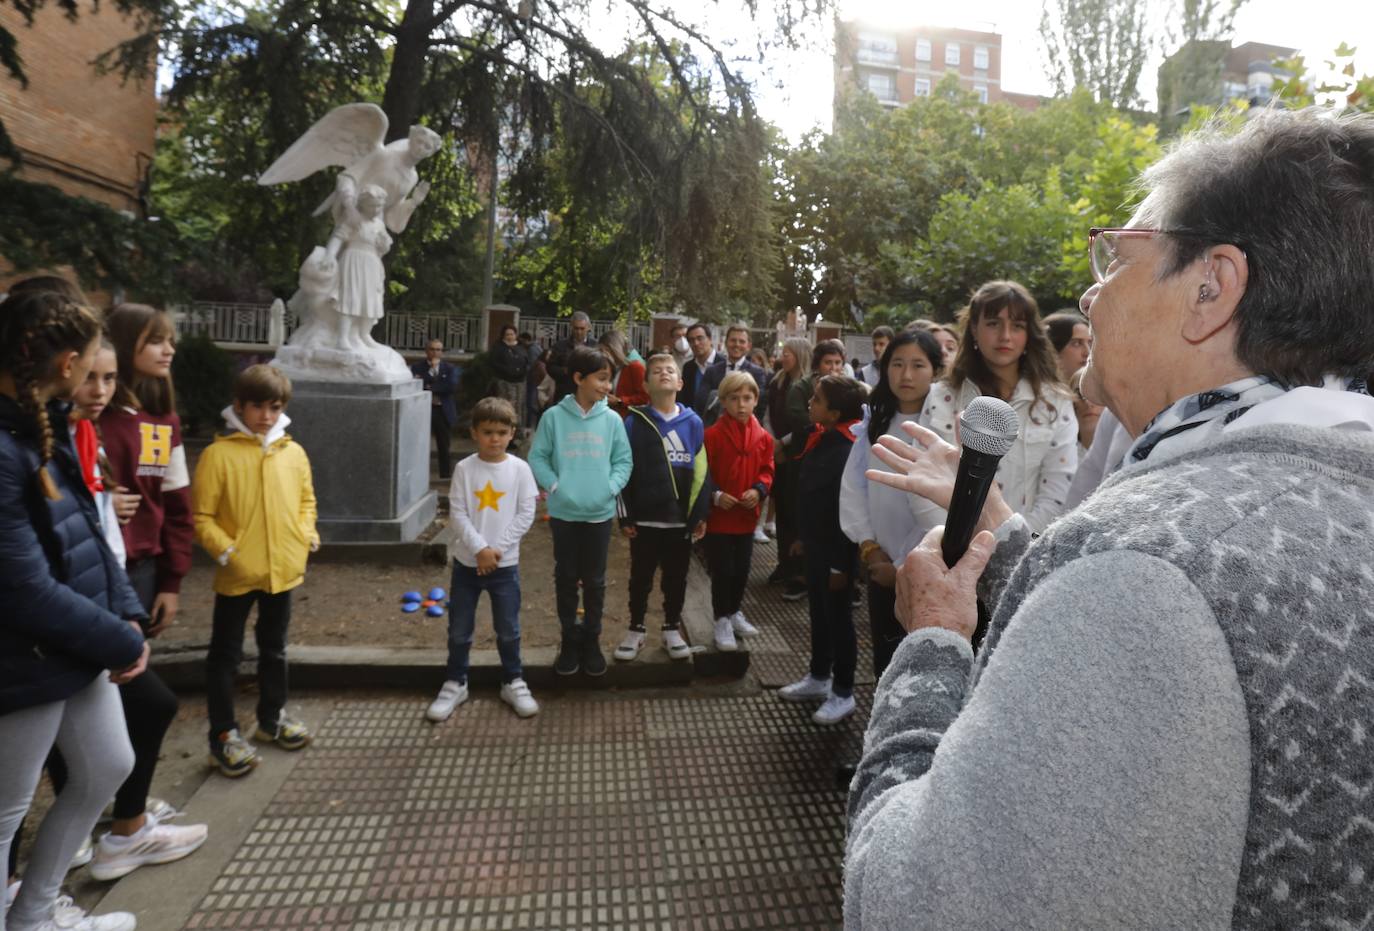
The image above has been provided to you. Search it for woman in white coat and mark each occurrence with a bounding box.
[923,280,1078,535]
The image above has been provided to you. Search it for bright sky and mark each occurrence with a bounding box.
[730,0,1374,140]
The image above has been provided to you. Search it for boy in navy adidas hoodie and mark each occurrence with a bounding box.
[615,353,711,662]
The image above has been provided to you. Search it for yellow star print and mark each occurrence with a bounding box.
[473,480,505,512]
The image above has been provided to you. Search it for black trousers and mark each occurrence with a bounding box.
[806,559,857,697]
[773,460,803,580]
[705,532,754,619]
[430,407,453,479]
[627,526,692,630]
[550,519,612,640]
[866,579,903,680]
[206,590,292,741]
[47,558,181,822]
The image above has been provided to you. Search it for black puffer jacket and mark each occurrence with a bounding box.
[489,342,530,383]
[0,396,146,715]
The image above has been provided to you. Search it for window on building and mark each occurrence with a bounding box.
[945,43,961,66]
[916,38,932,62]
[975,85,989,104]
[974,46,989,70]
[914,78,931,97]
[864,70,898,101]
[857,31,898,65]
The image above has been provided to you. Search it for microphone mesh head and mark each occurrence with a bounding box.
[959,396,1020,456]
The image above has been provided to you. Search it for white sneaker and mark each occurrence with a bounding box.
[763,521,776,535]
[88,815,209,881]
[713,617,737,652]
[426,680,468,722]
[6,879,20,907]
[813,693,857,725]
[613,630,646,662]
[662,628,691,661]
[730,611,759,637]
[753,526,770,543]
[499,679,540,718]
[37,895,136,930]
[778,675,832,703]
[68,834,94,870]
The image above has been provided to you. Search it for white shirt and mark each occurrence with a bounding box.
[448,454,538,568]
[924,379,1078,535]
[840,408,946,567]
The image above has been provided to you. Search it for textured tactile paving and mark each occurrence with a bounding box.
[180,538,894,930]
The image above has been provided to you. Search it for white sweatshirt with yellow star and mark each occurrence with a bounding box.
[448,454,538,569]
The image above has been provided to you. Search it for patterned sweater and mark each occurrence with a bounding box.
[845,423,1374,929]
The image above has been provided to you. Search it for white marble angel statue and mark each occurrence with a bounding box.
[257,102,442,383]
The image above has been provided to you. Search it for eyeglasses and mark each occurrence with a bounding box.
[1087,228,1169,284]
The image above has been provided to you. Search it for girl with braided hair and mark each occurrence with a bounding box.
[0,289,147,931]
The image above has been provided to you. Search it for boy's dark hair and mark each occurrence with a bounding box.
[869,324,895,342]
[811,340,844,373]
[568,345,612,381]
[233,364,293,405]
[471,396,518,429]
[815,374,865,422]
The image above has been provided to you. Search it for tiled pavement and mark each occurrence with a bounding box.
[172,543,876,930]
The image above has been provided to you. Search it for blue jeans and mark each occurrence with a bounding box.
[447,562,523,683]
[549,518,612,639]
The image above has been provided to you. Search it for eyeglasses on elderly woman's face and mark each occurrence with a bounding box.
[1087,228,1170,284]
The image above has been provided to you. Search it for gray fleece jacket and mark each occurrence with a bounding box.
[845,422,1374,929]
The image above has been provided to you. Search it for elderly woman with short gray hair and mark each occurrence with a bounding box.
[845,108,1374,929]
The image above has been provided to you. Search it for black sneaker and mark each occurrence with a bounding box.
[781,580,808,602]
[554,638,580,676]
[581,638,608,677]
[767,566,788,585]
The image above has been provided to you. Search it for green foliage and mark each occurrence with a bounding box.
[456,351,493,411]
[1273,45,1374,112]
[171,333,235,436]
[1038,0,1152,110]
[0,175,186,300]
[885,175,1076,319]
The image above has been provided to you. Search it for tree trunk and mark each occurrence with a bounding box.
[380,0,435,141]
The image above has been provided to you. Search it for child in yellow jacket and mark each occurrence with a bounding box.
[192,365,318,777]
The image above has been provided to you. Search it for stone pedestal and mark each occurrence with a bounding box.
[283,378,437,543]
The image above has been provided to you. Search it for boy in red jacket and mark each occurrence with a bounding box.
[702,371,775,651]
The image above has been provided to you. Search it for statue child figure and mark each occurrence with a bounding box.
[324,184,392,352]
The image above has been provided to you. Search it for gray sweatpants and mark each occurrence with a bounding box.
[0,676,134,930]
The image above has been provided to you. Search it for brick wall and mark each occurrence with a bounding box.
[0,3,157,214]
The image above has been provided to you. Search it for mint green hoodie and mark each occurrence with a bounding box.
[528,393,633,522]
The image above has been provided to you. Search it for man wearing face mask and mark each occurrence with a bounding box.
[669,322,691,371]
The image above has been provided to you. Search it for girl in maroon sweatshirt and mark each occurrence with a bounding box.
[87,302,206,879]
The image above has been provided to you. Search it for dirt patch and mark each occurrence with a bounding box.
[164,509,656,653]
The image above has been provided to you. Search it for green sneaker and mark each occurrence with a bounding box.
[209,729,259,778]
[255,713,312,751]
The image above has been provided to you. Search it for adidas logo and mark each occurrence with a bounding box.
[662,430,693,465]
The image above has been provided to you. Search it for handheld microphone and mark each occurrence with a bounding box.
[942,396,1019,569]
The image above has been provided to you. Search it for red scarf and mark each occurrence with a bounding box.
[716,410,767,454]
[801,418,861,456]
[73,418,103,494]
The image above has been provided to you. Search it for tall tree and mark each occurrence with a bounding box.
[1039,0,1152,110]
[1156,0,1248,132]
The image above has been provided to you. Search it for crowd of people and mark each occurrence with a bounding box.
[5,105,1372,930]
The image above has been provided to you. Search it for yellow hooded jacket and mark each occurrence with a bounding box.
[192,408,319,596]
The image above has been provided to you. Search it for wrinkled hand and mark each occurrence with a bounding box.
[111,623,150,684]
[112,486,140,524]
[868,421,1014,535]
[895,526,996,641]
[145,592,178,638]
[738,489,760,509]
[716,492,738,511]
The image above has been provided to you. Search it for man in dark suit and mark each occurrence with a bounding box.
[695,323,769,425]
[545,311,598,403]
[412,339,461,479]
[677,322,720,410]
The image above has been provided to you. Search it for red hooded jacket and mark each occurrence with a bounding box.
[703,413,775,535]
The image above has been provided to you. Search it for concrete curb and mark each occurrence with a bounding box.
[154,557,749,690]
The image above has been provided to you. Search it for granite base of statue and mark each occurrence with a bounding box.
[256,102,446,543]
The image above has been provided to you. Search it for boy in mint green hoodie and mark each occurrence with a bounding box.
[528,345,633,676]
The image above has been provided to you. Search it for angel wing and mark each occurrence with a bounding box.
[258,103,389,186]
